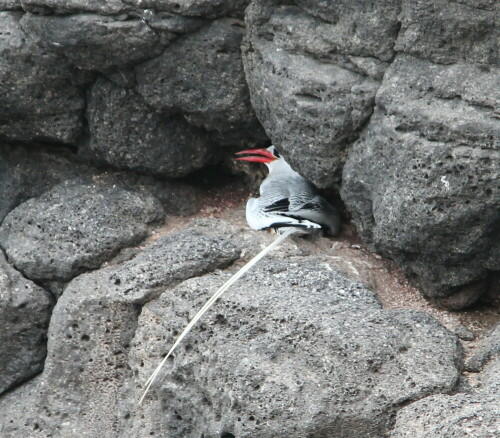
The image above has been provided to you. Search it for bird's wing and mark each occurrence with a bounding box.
[246,196,322,231]
[276,195,340,235]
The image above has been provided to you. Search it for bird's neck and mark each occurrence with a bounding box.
[266,159,297,176]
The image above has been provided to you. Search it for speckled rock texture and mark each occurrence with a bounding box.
[341,0,500,309]
[0,180,164,290]
[0,11,87,143]
[0,223,465,438]
[391,323,500,438]
[0,227,241,438]
[0,143,203,222]
[243,0,400,188]
[0,0,498,436]
[0,251,52,395]
[136,18,267,146]
[87,77,213,178]
[128,259,462,438]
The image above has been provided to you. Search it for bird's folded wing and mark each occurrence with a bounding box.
[246,196,321,231]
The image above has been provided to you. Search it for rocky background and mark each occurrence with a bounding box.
[0,0,499,437]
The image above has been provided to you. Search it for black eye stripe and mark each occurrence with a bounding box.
[274,150,281,158]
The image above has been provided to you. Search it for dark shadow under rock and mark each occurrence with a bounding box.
[0,251,52,395]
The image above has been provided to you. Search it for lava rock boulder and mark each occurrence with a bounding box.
[0,180,164,291]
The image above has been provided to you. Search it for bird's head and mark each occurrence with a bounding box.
[235,145,285,170]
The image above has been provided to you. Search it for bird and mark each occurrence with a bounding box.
[235,146,340,236]
[139,145,340,404]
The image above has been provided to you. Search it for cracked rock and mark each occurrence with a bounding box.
[0,226,240,437]
[242,0,400,188]
[137,18,267,146]
[342,54,500,309]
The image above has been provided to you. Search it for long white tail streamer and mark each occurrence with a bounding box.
[139,227,298,404]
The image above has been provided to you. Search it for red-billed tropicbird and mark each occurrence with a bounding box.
[139,146,340,404]
[236,146,340,235]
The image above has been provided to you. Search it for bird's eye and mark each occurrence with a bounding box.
[274,150,281,158]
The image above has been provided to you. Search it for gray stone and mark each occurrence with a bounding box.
[396,0,500,66]
[0,0,21,10]
[20,0,128,14]
[0,143,95,222]
[130,259,461,437]
[141,10,206,46]
[390,391,500,438]
[0,143,203,223]
[87,76,214,178]
[391,352,500,438]
[242,0,400,188]
[0,227,240,437]
[126,0,250,19]
[0,12,86,144]
[0,251,52,395]
[341,54,500,308]
[20,13,163,71]
[137,18,267,146]
[465,323,500,372]
[0,181,164,287]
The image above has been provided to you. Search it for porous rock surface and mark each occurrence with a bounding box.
[341,4,500,308]
[0,222,464,437]
[0,251,52,395]
[0,0,498,435]
[87,77,213,178]
[0,180,164,289]
[243,0,401,188]
[0,11,86,144]
[0,227,241,438]
[136,18,267,146]
[130,257,461,438]
[391,324,500,438]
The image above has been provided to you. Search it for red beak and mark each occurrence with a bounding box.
[235,148,277,163]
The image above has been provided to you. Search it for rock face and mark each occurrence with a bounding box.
[0,222,464,438]
[391,324,500,438]
[0,11,86,144]
[20,13,164,71]
[0,251,52,395]
[87,77,213,178]
[0,181,164,290]
[341,0,500,309]
[243,0,400,187]
[131,258,461,438]
[137,18,267,146]
[0,227,241,438]
[0,0,498,436]
[0,144,94,222]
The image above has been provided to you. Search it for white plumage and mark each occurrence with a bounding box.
[241,146,340,235]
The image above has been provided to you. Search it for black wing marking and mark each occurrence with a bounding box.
[294,201,321,212]
[269,221,320,230]
[263,198,290,213]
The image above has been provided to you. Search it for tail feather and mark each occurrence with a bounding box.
[139,227,298,404]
